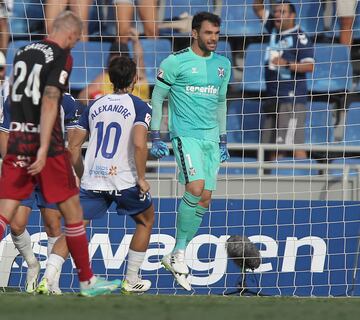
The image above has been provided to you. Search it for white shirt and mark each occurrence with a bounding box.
[77,93,152,191]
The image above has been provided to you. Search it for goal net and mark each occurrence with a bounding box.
[0,0,359,296]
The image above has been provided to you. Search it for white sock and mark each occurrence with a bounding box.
[51,270,62,289]
[44,254,65,285]
[126,249,146,285]
[80,275,97,290]
[11,230,38,267]
[47,236,60,258]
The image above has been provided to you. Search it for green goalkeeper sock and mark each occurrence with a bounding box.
[173,191,201,252]
[186,205,207,247]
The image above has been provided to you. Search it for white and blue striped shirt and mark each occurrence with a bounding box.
[77,93,152,191]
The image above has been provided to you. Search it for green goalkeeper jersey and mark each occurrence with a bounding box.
[155,47,231,142]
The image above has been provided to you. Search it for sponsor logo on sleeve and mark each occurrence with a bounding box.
[157,68,164,79]
[59,70,68,85]
[145,113,151,126]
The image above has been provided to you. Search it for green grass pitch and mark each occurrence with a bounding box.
[1,292,360,320]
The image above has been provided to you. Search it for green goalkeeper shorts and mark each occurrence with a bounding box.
[172,136,220,191]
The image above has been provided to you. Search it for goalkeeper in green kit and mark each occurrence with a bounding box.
[150,11,231,291]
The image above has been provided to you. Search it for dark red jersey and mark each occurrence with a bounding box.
[8,39,73,157]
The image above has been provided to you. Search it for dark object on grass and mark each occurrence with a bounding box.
[225,235,262,296]
[226,235,261,271]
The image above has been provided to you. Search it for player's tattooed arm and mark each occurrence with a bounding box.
[28,85,61,175]
[43,85,61,101]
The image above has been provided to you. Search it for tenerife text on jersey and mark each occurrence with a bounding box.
[185,85,219,95]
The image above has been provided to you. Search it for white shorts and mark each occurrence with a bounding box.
[336,0,357,17]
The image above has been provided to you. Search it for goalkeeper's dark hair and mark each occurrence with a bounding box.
[108,56,137,90]
[192,11,221,31]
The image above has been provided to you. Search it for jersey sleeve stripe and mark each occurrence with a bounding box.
[133,121,149,129]
[75,125,88,131]
[157,76,172,87]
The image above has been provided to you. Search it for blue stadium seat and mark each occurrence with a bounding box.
[242,43,266,93]
[290,0,324,36]
[227,99,261,144]
[8,2,28,37]
[307,44,353,93]
[242,99,261,143]
[70,41,112,91]
[305,101,335,145]
[343,102,360,146]
[328,158,360,177]
[270,157,319,176]
[25,0,44,32]
[8,0,44,38]
[219,156,258,175]
[128,39,172,85]
[227,100,242,143]
[88,0,117,37]
[220,0,265,36]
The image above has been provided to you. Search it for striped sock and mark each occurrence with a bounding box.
[186,205,207,247]
[173,192,201,252]
[0,215,9,240]
[64,222,93,282]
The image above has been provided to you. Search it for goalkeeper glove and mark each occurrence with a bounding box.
[150,130,170,159]
[219,134,230,163]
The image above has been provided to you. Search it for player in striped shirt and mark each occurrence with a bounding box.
[37,56,154,294]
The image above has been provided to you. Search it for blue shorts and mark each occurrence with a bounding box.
[21,188,58,210]
[80,186,152,220]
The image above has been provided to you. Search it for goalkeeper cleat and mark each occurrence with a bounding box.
[162,250,189,275]
[36,277,50,295]
[173,273,192,292]
[79,277,121,297]
[121,279,152,294]
[25,261,41,293]
[161,253,192,291]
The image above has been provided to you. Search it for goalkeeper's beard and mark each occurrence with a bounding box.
[197,38,217,55]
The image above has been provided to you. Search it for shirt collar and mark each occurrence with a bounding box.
[279,25,300,35]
